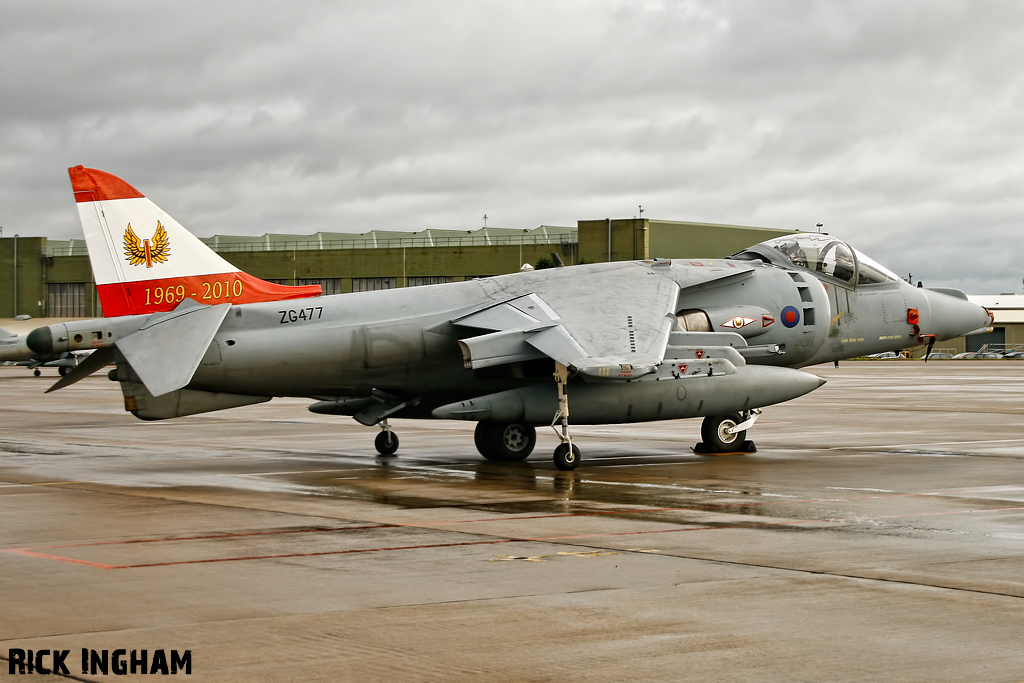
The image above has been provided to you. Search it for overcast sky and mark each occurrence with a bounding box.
[2,1,1022,293]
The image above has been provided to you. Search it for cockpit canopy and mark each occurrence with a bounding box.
[733,233,899,287]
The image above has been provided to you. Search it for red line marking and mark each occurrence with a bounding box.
[0,493,924,553]
[119,539,518,568]
[5,506,1022,570]
[1,548,117,569]
[18,524,390,551]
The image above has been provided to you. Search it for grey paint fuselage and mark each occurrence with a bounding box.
[29,255,991,425]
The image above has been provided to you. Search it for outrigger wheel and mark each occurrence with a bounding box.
[553,442,581,471]
[374,429,399,456]
[474,422,537,462]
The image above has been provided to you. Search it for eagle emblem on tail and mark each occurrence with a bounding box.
[124,222,171,268]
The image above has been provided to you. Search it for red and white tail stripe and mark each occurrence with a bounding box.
[69,166,322,317]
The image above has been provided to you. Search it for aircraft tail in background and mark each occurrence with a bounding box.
[68,166,322,317]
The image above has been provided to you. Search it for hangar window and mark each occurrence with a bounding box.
[352,277,397,292]
[298,278,341,296]
[407,276,455,287]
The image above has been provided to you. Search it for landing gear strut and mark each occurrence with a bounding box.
[551,362,581,470]
[374,419,399,456]
[695,410,759,454]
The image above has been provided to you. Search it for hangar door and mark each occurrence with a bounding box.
[967,327,1005,352]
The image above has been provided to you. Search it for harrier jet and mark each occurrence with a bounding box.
[27,168,993,470]
[1,326,79,376]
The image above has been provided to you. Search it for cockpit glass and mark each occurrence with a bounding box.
[853,249,899,285]
[737,233,902,287]
[759,234,857,285]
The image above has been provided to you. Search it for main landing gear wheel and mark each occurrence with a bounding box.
[58,365,70,377]
[474,422,536,462]
[375,429,399,456]
[553,442,581,471]
[700,413,746,453]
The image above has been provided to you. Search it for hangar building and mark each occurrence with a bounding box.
[1,219,795,318]
[966,295,1024,352]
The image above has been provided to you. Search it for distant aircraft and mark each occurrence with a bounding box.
[3,169,322,376]
[0,326,79,376]
[28,173,994,470]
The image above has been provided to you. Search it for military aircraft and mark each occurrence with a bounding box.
[0,326,80,376]
[27,170,993,470]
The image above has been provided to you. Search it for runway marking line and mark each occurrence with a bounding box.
[2,548,117,570]
[0,481,86,488]
[0,487,983,553]
[2,505,1022,570]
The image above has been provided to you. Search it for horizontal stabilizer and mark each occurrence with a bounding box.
[115,303,231,397]
[45,346,116,393]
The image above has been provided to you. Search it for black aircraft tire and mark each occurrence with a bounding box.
[475,422,536,462]
[58,365,70,377]
[473,422,492,458]
[701,413,746,452]
[374,430,400,456]
[553,442,581,471]
[33,369,41,377]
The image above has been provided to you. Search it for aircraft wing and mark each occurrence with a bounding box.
[454,264,680,380]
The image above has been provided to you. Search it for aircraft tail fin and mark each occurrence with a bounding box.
[68,166,322,317]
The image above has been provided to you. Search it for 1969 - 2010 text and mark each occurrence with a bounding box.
[143,278,244,306]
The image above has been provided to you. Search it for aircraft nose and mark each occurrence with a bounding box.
[922,289,993,340]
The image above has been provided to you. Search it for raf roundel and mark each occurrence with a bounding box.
[781,305,801,328]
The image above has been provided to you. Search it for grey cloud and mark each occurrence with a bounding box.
[2,0,1023,293]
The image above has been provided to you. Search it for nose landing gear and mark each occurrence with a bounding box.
[551,362,580,471]
[375,419,399,456]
